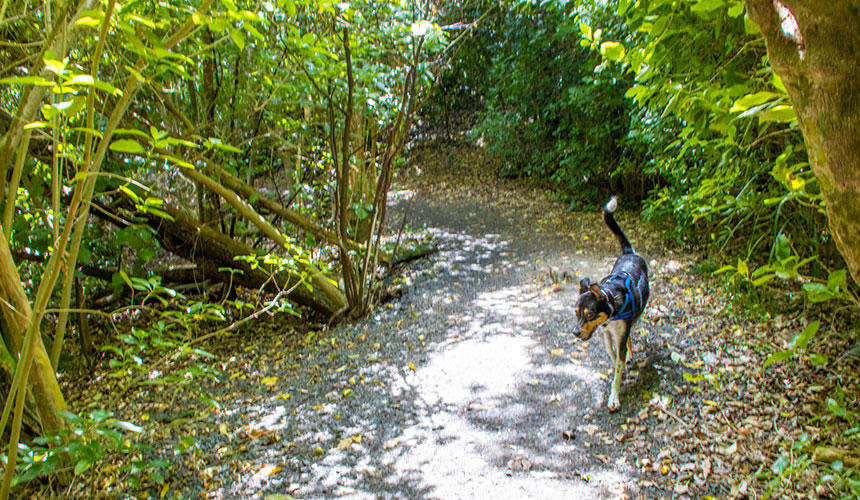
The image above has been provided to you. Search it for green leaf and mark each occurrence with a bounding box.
[827,269,846,289]
[727,3,744,17]
[229,26,245,49]
[43,56,67,75]
[77,245,92,264]
[66,74,95,86]
[731,92,779,112]
[773,73,787,92]
[118,269,134,290]
[209,17,229,32]
[110,139,145,154]
[758,105,796,123]
[284,0,296,18]
[803,282,832,302]
[808,353,828,366]
[74,459,93,475]
[763,349,794,368]
[0,76,54,86]
[599,41,626,61]
[771,454,790,475]
[774,233,791,261]
[213,142,244,153]
[736,258,749,278]
[791,320,818,350]
[115,128,151,139]
[744,15,761,34]
[146,208,175,221]
[751,274,775,287]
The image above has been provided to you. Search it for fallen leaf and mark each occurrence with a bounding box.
[336,437,353,450]
[383,438,399,449]
[260,464,282,476]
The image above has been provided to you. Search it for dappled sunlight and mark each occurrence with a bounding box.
[413,334,535,406]
[201,193,650,499]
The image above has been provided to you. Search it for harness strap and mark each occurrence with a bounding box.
[605,271,636,321]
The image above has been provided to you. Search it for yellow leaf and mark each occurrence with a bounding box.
[336,437,353,450]
[261,464,282,476]
[262,376,278,386]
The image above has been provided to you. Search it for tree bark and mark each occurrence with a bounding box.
[199,157,363,252]
[115,195,344,316]
[177,165,348,313]
[0,227,67,433]
[745,1,860,287]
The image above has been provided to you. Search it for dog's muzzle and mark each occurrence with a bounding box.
[575,313,608,341]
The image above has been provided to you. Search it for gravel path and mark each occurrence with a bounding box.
[188,180,695,499]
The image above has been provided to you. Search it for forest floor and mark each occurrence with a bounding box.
[56,141,859,499]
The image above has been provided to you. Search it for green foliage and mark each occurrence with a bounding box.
[12,410,165,489]
[446,1,638,206]
[751,432,814,500]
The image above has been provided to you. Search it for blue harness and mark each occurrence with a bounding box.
[605,271,636,321]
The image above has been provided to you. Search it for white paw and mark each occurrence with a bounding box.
[607,392,621,412]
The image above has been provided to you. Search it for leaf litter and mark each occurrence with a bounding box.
[50,140,859,499]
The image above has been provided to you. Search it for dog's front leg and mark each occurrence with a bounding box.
[606,321,629,412]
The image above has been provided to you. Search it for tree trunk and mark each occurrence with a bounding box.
[115,196,344,316]
[0,227,67,433]
[745,1,860,287]
[199,158,363,252]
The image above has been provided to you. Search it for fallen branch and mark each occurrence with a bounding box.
[813,446,860,467]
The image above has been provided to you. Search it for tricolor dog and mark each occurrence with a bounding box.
[574,197,649,412]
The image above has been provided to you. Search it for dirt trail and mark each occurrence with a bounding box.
[193,164,714,499]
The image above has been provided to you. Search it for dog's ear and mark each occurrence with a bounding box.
[589,283,604,301]
[579,277,591,294]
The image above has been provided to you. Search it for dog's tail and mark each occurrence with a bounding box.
[603,196,634,255]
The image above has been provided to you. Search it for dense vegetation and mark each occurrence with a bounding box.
[0,0,857,497]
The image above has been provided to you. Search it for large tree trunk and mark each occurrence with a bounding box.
[745,1,860,287]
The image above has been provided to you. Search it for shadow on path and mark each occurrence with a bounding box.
[195,189,693,500]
